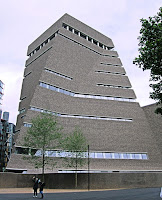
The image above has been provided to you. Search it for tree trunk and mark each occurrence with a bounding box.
[42,148,45,182]
[75,153,78,188]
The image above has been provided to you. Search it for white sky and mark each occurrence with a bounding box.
[0,0,161,124]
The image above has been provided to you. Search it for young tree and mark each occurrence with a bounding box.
[133,7,162,115]
[24,113,62,180]
[61,127,87,188]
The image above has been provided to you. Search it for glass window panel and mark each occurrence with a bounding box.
[82,152,88,158]
[109,97,114,100]
[49,85,54,91]
[78,94,84,98]
[97,153,103,158]
[55,87,59,92]
[57,151,66,157]
[35,108,40,112]
[113,153,120,159]
[126,153,132,159]
[66,152,75,157]
[135,153,141,159]
[65,90,71,95]
[35,150,42,156]
[90,152,95,158]
[142,154,148,160]
[105,153,112,159]
[48,151,56,157]
[70,92,75,96]
[41,83,46,88]
[59,89,64,93]
[120,153,126,159]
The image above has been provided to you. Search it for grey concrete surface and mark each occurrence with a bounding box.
[0,188,161,200]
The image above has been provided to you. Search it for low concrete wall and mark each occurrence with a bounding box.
[0,172,162,189]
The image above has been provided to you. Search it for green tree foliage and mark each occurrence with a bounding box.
[24,113,62,179]
[61,127,87,188]
[133,7,162,115]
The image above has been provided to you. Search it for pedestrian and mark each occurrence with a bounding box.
[160,187,162,198]
[32,176,39,198]
[39,181,45,199]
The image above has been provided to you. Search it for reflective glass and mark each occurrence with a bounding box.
[90,153,95,158]
[97,153,103,158]
[48,151,56,157]
[105,153,112,159]
[57,151,66,157]
[122,153,128,159]
[142,154,148,160]
[35,150,42,156]
[134,154,142,159]
[126,154,132,159]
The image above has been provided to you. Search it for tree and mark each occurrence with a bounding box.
[61,127,87,188]
[133,7,162,115]
[24,113,62,180]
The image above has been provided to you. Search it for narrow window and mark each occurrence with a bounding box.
[97,153,104,158]
[105,153,112,159]
[62,23,67,29]
[99,43,103,48]
[80,32,87,39]
[74,30,79,35]
[49,34,55,40]
[35,46,40,52]
[69,27,73,32]
[44,40,48,45]
[88,37,92,42]
[93,40,98,45]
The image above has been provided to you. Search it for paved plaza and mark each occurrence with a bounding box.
[0,187,161,200]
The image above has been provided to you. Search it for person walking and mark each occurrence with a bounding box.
[32,176,39,198]
[160,187,162,198]
[39,181,45,199]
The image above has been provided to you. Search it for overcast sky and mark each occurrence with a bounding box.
[0,0,161,124]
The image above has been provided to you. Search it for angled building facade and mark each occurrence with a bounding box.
[8,14,162,173]
[0,80,4,106]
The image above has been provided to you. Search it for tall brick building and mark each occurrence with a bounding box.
[8,14,162,173]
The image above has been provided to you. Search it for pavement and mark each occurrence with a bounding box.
[0,187,161,200]
[0,187,114,194]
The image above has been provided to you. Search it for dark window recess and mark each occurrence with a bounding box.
[88,37,92,42]
[44,40,48,44]
[16,147,29,155]
[108,47,113,50]
[31,149,37,155]
[80,32,86,39]
[99,43,103,48]
[35,46,40,51]
[93,40,98,45]
[62,23,67,29]
[74,30,79,35]
[69,27,73,32]
[49,34,55,40]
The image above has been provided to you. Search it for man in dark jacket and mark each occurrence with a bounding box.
[32,176,39,198]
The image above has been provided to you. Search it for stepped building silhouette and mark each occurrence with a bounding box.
[8,14,162,173]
